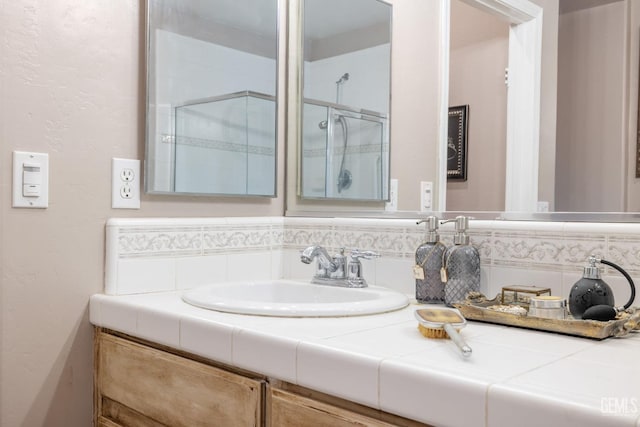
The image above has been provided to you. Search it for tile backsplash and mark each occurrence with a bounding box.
[104,217,640,307]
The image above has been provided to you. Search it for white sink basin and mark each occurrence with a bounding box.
[182,280,410,317]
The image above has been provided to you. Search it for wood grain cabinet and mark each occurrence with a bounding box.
[267,385,431,427]
[94,329,431,427]
[94,329,265,427]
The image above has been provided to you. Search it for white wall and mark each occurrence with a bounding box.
[304,44,391,114]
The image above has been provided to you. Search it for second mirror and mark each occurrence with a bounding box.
[300,0,392,201]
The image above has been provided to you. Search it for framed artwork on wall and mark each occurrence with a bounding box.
[447,105,469,181]
[637,57,640,177]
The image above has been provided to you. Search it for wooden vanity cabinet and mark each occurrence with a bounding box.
[95,329,431,427]
[267,383,431,427]
[94,329,265,427]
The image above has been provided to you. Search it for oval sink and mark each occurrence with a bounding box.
[182,280,409,317]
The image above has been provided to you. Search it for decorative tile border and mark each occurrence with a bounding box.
[104,217,640,295]
[117,226,203,258]
[203,224,273,254]
[607,235,640,275]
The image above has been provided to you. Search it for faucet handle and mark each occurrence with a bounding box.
[350,249,380,260]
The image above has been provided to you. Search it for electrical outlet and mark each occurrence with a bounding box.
[120,183,134,199]
[112,158,140,209]
[120,168,135,182]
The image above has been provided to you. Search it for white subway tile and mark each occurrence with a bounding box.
[116,258,175,294]
[175,255,228,290]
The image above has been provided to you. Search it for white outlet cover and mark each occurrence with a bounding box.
[112,158,140,209]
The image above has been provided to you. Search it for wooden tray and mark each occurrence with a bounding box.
[453,294,639,340]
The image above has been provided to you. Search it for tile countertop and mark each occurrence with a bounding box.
[89,292,640,427]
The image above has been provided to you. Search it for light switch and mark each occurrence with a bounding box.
[23,162,42,197]
[13,151,49,208]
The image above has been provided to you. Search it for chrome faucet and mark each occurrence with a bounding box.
[300,246,379,288]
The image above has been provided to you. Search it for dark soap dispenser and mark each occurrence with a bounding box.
[414,216,447,303]
[569,256,614,319]
[569,256,636,320]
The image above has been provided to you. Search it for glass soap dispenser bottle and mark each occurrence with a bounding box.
[441,216,480,305]
[414,216,447,303]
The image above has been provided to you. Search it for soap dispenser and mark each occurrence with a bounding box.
[441,216,480,306]
[414,216,447,303]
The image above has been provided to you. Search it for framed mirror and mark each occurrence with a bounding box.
[299,0,392,201]
[145,0,278,197]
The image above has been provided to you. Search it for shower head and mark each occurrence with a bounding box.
[336,73,349,84]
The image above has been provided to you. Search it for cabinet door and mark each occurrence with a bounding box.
[269,388,402,427]
[96,331,263,427]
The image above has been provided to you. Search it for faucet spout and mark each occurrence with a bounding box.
[301,246,337,272]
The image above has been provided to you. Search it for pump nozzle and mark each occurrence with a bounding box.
[417,216,440,244]
[441,216,472,245]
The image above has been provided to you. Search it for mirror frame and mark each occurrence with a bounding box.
[143,0,281,198]
[286,0,640,222]
[286,0,414,216]
[297,0,393,203]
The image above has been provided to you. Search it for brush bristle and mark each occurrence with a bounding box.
[418,323,451,339]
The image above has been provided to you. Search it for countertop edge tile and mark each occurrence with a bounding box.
[296,340,381,410]
[379,358,488,427]
[136,305,181,349]
[232,327,299,383]
[179,315,235,366]
[488,383,638,427]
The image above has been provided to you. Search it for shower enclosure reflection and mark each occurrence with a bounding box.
[145,0,278,197]
[300,0,392,201]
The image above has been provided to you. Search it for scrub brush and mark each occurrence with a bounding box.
[415,307,472,357]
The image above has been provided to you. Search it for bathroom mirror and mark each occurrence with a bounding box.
[145,0,278,197]
[287,0,640,219]
[447,0,632,214]
[299,0,392,201]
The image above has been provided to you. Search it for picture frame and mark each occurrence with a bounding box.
[447,105,469,181]
[637,67,640,177]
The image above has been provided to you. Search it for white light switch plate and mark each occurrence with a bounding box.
[385,179,398,211]
[112,158,140,209]
[420,181,433,212]
[13,151,49,208]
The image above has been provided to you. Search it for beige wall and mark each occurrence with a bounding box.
[0,1,285,426]
[388,0,443,211]
[627,0,640,211]
[555,1,625,211]
[446,0,559,212]
[447,0,509,211]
